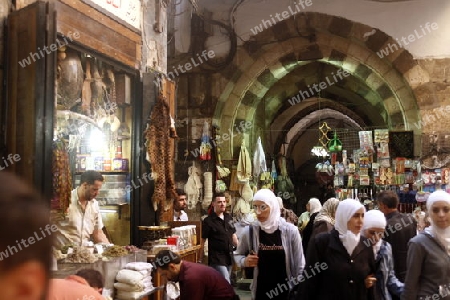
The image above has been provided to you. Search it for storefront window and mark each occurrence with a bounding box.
[53,46,133,245]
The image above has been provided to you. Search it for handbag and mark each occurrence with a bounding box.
[244,225,254,279]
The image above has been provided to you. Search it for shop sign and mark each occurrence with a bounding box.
[86,0,142,29]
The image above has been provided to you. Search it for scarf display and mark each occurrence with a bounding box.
[425,190,450,255]
[253,189,280,234]
[335,199,365,256]
[237,140,252,183]
[253,136,267,179]
[314,198,340,226]
[361,209,387,257]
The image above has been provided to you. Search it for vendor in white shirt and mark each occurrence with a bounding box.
[54,170,110,247]
[173,189,188,221]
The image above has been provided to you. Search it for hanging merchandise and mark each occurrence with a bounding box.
[215,137,230,178]
[216,165,231,178]
[374,129,390,168]
[359,130,374,158]
[276,156,297,204]
[327,131,342,153]
[184,163,203,210]
[342,150,348,168]
[253,136,267,180]
[52,138,73,214]
[271,159,278,180]
[145,94,177,211]
[236,140,252,183]
[228,166,240,192]
[203,172,213,209]
[215,167,227,193]
[233,139,253,202]
[199,121,212,161]
[169,115,179,139]
[215,179,227,193]
[233,197,252,223]
[259,171,273,189]
[240,181,253,202]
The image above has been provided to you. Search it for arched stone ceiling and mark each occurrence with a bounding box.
[212,12,422,167]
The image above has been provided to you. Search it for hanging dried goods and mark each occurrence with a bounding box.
[52,139,72,214]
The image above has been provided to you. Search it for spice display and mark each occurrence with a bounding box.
[102,245,129,257]
[64,247,98,263]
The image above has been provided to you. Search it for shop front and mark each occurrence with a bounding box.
[7,0,143,245]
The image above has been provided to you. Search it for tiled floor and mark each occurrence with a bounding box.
[235,288,252,300]
[234,279,252,300]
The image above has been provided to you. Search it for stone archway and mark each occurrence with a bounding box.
[212,12,422,161]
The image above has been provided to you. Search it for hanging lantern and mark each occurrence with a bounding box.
[328,131,343,152]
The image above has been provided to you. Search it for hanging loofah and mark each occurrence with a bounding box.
[202,172,213,209]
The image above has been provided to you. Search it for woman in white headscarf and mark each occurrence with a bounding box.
[301,198,322,251]
[402,190,450,300]
[309,197,340,245]
[299,199,376,300]
[361,210,404,300]
[235,189,305,300]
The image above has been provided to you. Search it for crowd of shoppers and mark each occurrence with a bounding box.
[4,168,448,300]
[174,188,448,300]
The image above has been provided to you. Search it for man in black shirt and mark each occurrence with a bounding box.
[200,193,238,283]
[377,190,416,299]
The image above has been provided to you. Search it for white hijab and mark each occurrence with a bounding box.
[425,190,450,255]
[253,189,280,234]
[361,209,387,257]
[335,199,365,256]
[309,198,322,214]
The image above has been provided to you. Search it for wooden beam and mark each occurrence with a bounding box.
[55,0,141,69]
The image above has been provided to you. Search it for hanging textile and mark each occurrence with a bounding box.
[184,163,203,210]
[237,140,252,183]
[271,160,278,180]
[199,121,212,161]
[276,156,297,204]
[253,136,267,180]
[236,139,253,202]
[229,166,240,192]
[145,94,176,212]
[203,172,213,209]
